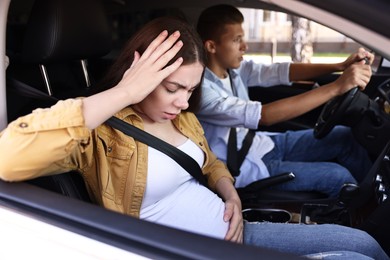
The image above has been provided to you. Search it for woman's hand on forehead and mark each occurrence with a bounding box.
[117,30,184,105]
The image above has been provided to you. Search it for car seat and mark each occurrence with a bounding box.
[6,0,111,121]
[6,0,111,202]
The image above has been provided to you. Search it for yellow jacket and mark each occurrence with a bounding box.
[0,99,233,217]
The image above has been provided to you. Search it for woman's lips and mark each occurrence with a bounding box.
[164,112,178,120]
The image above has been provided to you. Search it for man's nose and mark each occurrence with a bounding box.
[241,41,248,51]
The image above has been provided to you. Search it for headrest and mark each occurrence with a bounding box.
[22,0,111,63]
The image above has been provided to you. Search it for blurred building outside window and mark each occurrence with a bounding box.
[239,8,358,64]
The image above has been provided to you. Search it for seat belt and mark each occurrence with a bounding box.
[9,77,208,187]
[225,72,256,177]
[227,128,255,177]
[227,128,239,176]
[105,117,208,187]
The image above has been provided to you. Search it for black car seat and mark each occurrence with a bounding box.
[6,0,112,203]
[6,0,111,121]
[21,0,111,96]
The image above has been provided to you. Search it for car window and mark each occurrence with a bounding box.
[239,8,365,65]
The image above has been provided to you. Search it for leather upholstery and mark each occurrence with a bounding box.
[22,0,111,63]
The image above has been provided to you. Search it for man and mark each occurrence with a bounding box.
[196,4,374,197]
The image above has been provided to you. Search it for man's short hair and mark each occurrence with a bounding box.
[197,4,244,43]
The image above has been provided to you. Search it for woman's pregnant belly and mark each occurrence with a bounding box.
[140,180,229,239]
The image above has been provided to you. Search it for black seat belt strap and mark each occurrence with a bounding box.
[238,129,255,169]
[225,71,256,177]
[106,117,208,187]
[227,128,239,176]
[227,128,255,177]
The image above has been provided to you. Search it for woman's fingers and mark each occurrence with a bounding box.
[132,30,183,81]
[152,39,183,70]
[139,30,169,60]
[159,56,184,79]
[122,51,141,79]
[114,30,184,105]
[140,30,181,64]
[130,51,141,68]
[223,201,244,243]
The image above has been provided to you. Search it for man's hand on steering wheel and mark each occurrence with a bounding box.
[339,48,375,71]
[333,58,372,95]
[314,53,373,139]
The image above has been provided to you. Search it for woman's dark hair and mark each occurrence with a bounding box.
[197,4,244,43]
[97,16,206,112]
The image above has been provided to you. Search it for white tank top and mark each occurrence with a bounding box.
[140,139,229,239]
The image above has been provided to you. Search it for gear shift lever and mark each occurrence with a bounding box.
[300,183,360,225]
[337,183,360,207]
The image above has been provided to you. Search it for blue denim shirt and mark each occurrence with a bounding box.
[197,60,291,187]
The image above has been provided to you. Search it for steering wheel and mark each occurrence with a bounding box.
[314,87,359,139]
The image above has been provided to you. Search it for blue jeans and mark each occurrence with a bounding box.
[262,126,372,197]
[243,222,389,259]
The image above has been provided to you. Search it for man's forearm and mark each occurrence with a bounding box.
[289,63,342,82]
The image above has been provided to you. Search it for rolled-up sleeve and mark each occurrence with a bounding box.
[0,99,91,181]
[240,60,291,87]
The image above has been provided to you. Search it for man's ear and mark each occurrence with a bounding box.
[204,40,217,54]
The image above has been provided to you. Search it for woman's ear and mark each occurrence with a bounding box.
[204,40,216,54]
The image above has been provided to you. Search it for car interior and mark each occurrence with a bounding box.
[3,0,390,255]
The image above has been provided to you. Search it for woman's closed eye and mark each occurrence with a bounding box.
[166,86,180,94]
[162,81,197,94]
[162,81,178,93]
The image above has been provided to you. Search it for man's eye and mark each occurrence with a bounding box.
[233,37,242,43]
